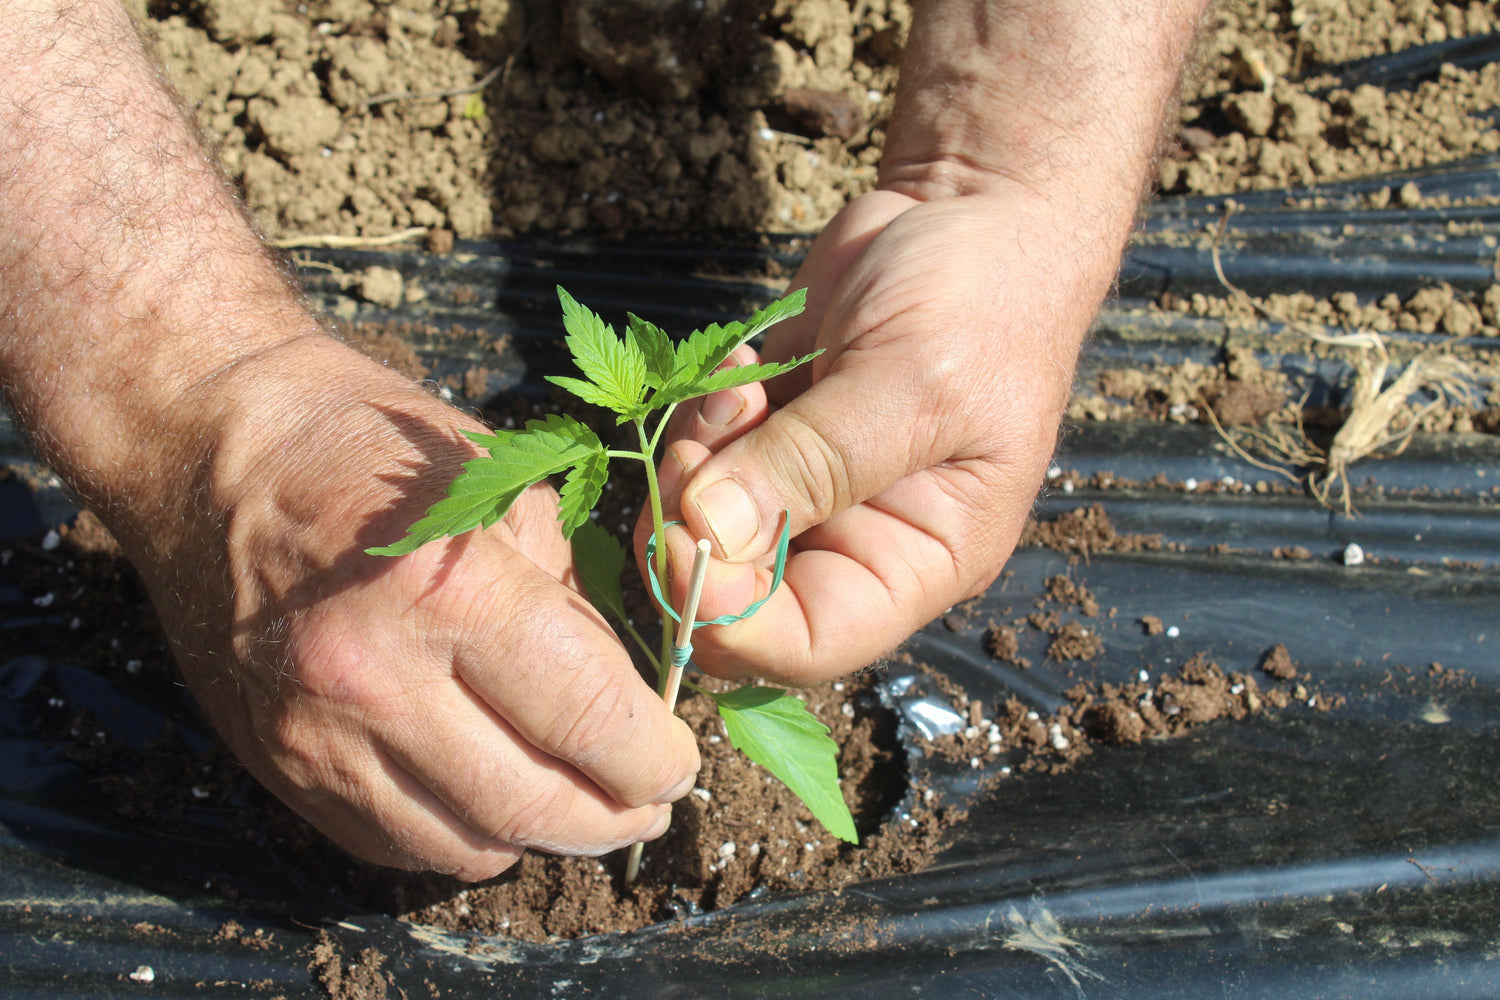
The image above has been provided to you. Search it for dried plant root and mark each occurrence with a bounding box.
[1205,218,1475,514]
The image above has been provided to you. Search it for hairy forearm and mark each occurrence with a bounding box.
[0,1,319,558]
[883,0,1209,216]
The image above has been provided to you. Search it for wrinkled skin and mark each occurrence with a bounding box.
[639,187,1111,685]
[158,338,702,880]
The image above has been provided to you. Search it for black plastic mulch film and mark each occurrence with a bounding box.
[3,36,1499,1000]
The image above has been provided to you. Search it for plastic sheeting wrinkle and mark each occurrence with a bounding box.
[1000,903,1104,995]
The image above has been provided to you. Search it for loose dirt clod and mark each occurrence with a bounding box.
[1260,643,1298,680]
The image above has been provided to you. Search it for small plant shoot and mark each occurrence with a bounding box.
[369,287,857,873]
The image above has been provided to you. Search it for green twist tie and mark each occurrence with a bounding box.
[645,512,792,632]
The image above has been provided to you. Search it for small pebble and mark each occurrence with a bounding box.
[1026,710,1040,721]
[126,660,142,675]
[691,788,711,803]
[969,757,982,769]
[1048,724,1070,751]
[717,842,736,859]
[1138,669,1150,683]
[1184,478,1198,491]
[1047,464,1062,479]
[41,529,61,551]
[32,593,55,608]
[1343,542,1365,566]
[1166,625,1180,638]
[962,726,978,740]
[129,966,155,983]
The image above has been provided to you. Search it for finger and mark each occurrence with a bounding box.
[683,475,998,684]
[759,189,921,402]
[677,341,929,564]
[445,540,701,810]
[378,671,674,856]
[634,440,770,619]
[662,343,771,452]
[249,732,527,883]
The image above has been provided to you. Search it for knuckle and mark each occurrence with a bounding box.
[451,850,523,883]
[543,672,627,771]
[763,411,851,520]
[490,779,572,848]
[285,621,392,707]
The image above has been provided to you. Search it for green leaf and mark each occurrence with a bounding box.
[462,92,485,119]
[627,313,677,389]
[660,288,808,399]
[366,414,605,556]
[700,288,808,375]
[556,286,647,414]
[545,374,632,413]
[557,446,608,538]
[570,520,628,622]
[652,351,823,410]
[711,684,857,844]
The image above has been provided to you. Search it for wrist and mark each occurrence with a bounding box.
[880,0,1209,223]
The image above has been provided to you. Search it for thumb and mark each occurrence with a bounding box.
[677,357,922,561]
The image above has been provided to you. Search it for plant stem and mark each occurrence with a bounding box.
[626,537,710,886]
[635,418,674,693]
[625,413,710,887]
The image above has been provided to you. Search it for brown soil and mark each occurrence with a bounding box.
[1167,1,1500,198]
[136,0,1500,241]
[395,675,952,941]
[1017,503,1171,557]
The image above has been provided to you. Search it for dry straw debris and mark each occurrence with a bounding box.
[1204,217,1475,513]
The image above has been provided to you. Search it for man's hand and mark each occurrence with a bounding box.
[644,186,1101,682]
[642,0,1208,683]
[166,338,699,880]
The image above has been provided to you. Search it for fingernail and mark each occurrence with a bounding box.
[700,387,746,428]
[694,478,759,558]
[645,808,673,840]
[658,773,696,804]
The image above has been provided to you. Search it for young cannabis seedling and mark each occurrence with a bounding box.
[368,287,858,877]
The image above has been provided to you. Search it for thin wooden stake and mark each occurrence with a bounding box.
[664,539,711,712]
[625,539,711,885]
